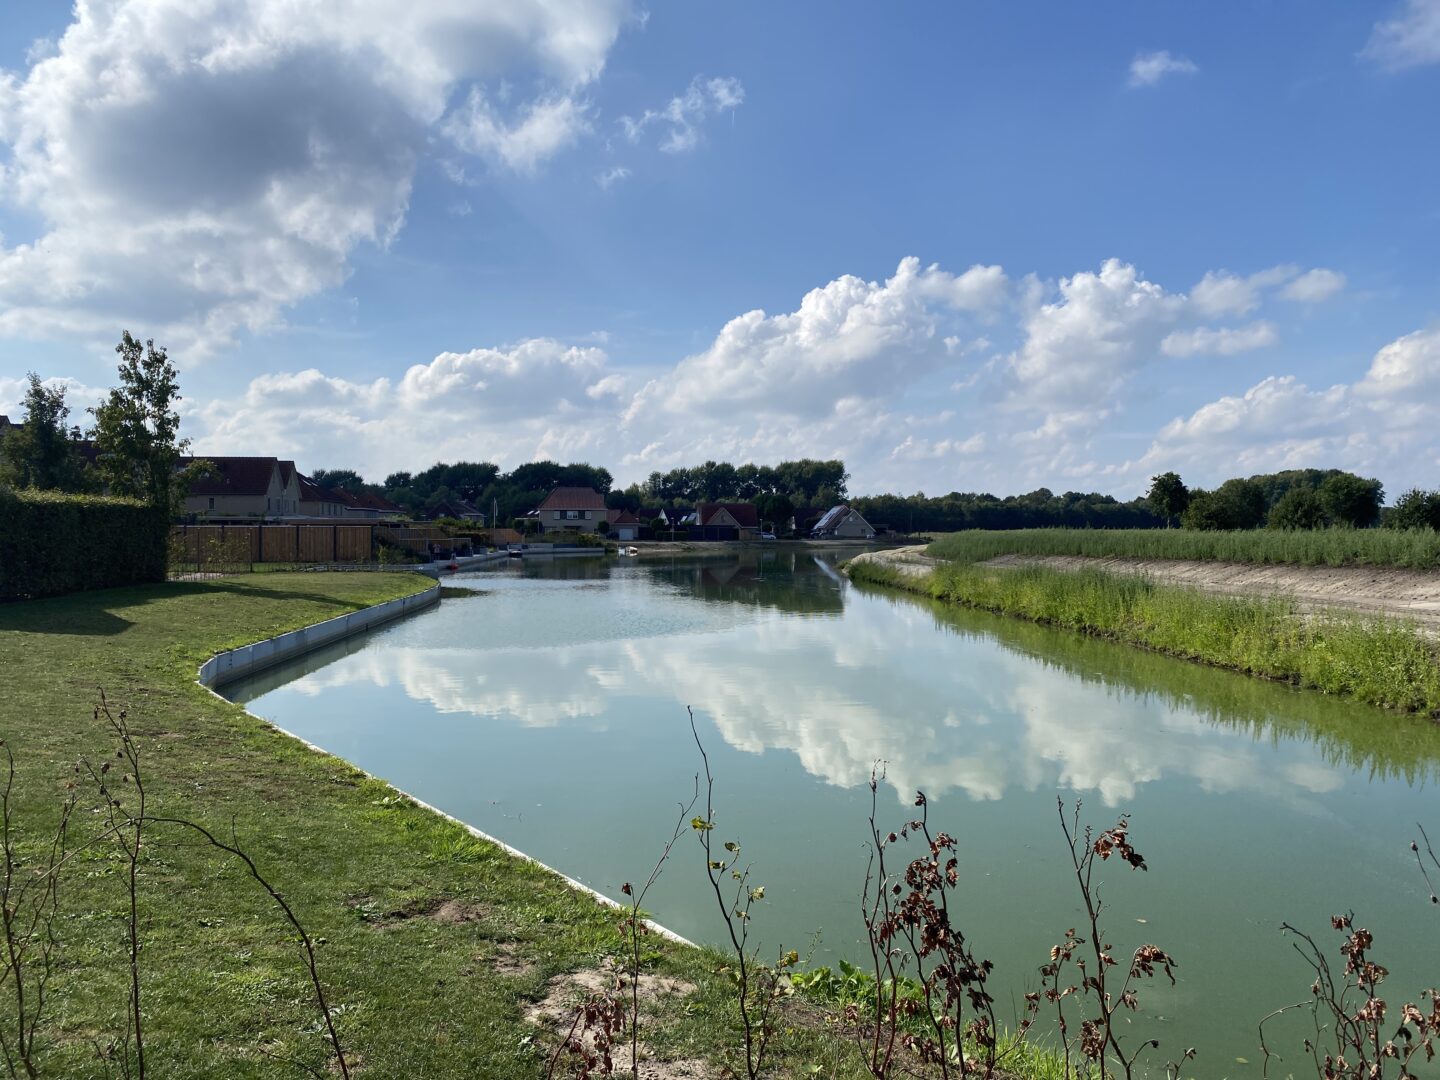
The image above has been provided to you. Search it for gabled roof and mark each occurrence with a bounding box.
[298,474,330,501]
[697,502,760,529]
[185,457,282,496]
[812,505,872,532]
[606,509,640,524]
[537,486,607,511]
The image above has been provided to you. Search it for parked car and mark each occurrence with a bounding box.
[760,532,777,540]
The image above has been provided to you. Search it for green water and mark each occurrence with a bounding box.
[227,551,1440,1075]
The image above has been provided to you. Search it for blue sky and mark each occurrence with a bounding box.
[1,0,1437,497]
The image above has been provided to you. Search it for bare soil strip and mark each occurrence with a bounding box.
[850,548,1440,629]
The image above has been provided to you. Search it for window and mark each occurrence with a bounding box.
[553,510,562,520]
[582,510,591,520]
[208,497,215,510]
[566,510,579,520]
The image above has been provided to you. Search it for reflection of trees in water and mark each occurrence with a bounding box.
[641,551,848,616]
[858,584,1440,787]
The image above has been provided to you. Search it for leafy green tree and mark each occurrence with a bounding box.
[1385,489,1440,530]
[1267,487,1327,530]
[90,332,199,513]
[1180,491,1226,530]
[309,468,368,493]
[0,373,88,491]
[1146,471,1190,527]
[754,493,795,534]
[1317,472,1383,527]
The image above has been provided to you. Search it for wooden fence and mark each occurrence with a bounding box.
[171,524,376,564]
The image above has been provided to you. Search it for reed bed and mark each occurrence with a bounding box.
[925,527,1440,569]
[848,559,1440,715]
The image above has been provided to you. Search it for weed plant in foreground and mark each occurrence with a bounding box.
[847,560,1440,714]
[926,528,1440,569]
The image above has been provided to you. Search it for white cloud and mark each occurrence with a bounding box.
[1007,258,1184,407]
[1364,0,1440,70]
[1160,321,1278,357]
[596,165,631,189]
[627,256,1009,419]
[443,90,592,172]
[619,75,744,153]
[1128,50,1199,87]
[1188,266,1296,316]
[0,0,630,350]
[1280,268,1346,303]
[1126,326,1440,490]
[193,338,616,474]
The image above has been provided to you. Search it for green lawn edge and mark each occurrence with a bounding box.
[0,572,914,1078]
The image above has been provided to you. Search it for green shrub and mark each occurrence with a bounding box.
[0,489,168,601]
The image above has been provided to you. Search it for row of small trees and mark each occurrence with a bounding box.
[1146,469,1391,530]
[0,332,202,515]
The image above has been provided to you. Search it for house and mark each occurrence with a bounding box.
[606,509,642,541]
[332,488,405,520]
[183,457,303,518]
[690,503,761,541]
[535,486,608,534]
[427,498,485,523]
[298,474,349,517]
[810,504,876,540]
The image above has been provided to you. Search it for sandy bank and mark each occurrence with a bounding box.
[848,547,1440,629]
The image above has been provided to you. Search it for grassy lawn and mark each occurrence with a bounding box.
[0,573,885,1078]
[925,527,1440,568]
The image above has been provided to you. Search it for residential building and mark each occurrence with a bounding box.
[535,486,607,533]
[690,503,761,541]
[426,499,485,523]
[606,508,642,541]
[810,504,877,540]
[183,457,302,517]
[298,474,349,517]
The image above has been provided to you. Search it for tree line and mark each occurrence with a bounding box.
[0,333,201,514]
[1145,469,1398,530]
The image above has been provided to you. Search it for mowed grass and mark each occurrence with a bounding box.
[848,560,1440,715]
[926,527,1440,569]
[0,573,881,1079]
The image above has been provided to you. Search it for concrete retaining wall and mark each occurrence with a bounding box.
[197,582,441,688]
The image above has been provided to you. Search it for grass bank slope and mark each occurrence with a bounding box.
[0,573,884,1078]
[927,527,1440,569]
[847,558,1440,715]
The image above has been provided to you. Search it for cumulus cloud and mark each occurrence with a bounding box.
[1280,268,1346,303]
[0,0,630,350]
[626,257,1008,420]
[194,338,615,474]
[1126,326,1440,489]
[1160,321,1278,357]
[1364,0,1440,70]
[619,75,744,153]
[1128,50,1199,87]
[1007,258,1184,408]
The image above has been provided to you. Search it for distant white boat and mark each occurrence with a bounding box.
[622,546,640,556]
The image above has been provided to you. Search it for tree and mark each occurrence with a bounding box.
[90,332,198,513]
[755,493,795,534]
[1317,472,1383,528]
[1385,489,1440,530]
[1267,487,1327,530]
[1146,472,1190,527]
[0,373,88,491]
[309,469,368,494]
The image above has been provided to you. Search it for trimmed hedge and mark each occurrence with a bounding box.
[0,488,168,601]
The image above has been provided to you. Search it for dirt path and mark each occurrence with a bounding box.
[848,548,1440,629]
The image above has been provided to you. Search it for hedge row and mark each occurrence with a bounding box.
[0,488,168,601]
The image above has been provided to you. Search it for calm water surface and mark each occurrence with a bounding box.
[227,552,1440,1074]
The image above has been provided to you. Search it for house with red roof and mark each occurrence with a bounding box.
[534,486,607,534]
[605,508,642,541]
[183,457,302,517]
[690,502,761,541]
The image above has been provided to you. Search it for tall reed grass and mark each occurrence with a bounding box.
[848,560,1440,714]
[926,527,1440,569]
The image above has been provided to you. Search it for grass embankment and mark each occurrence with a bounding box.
[926,527,1440,568]
[0,573,892,1078]
[848,559,1440,714]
